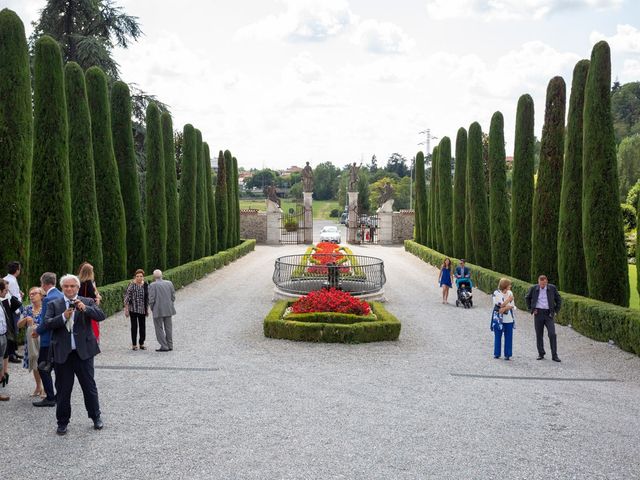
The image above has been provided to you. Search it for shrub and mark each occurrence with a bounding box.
[330,208,340,217]
[621,203,637,231]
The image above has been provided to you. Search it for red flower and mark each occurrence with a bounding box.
[291,288,371,316]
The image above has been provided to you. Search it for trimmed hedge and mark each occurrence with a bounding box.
[404,239,640,355]
[264,300,401,343]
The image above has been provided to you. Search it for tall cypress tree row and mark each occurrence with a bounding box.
[464,143,474,263]
[582,41,629,306]
[438,137,453,256]
[162,112,180,267]
[0,9,33,279]
[202,142,211,257]
[233,156,241,245]
[30,35,73,279]
[558,60,590,295]
[65,62,103,280]
[531,76,565,284]
[425,155,432,247]
[193,129,206,259]
[510,94,535,280]
[414,151,426,244]
[224,150,235,249]
[452,128,467,259]
[467,122,491,267]
[430,146,440,250]
[203,142,218,254]
[111,80,145,274]
[179,124,197,263]
[216,150,229,251]
[488,111,510,273]
[145,103,167,271]
[86,66,127,283]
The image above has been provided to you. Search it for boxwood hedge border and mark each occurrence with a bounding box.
[264,300,401,343]
[405,239,640,355]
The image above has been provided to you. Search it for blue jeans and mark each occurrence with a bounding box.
[494,322,513,358]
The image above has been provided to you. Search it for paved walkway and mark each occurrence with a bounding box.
[4,244,640,479]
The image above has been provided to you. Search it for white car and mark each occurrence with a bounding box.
[319,225,341,243]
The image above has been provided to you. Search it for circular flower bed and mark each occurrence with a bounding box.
[291,288,371,315]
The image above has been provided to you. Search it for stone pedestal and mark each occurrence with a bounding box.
[303,192,313,244]
[347,191,358,244]
[376,200,394,245]
[266,199,282,245]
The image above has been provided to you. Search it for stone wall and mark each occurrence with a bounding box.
[392,210,415,244]
[240,209,267,244]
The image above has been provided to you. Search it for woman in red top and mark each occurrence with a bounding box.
[77,262,102,342]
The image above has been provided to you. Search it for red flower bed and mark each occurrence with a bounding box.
[311,242,345,265]
[306,265,350,274]
[291,288,371,316]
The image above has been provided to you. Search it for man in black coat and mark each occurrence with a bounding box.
[525,275,562,362]
[42,274,106,435]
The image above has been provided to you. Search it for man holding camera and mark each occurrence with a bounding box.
[41,274,106,435]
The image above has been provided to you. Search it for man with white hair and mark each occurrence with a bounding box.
[42,274,106,435]
[148,270,176,352]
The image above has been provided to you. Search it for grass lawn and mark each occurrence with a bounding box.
[630,264,638,309]
[239,198,341,220]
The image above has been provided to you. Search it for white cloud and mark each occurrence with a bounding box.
[590,24,640,53]
[622,59,640,79]
[426,0,623,21]
[351,19,415,54]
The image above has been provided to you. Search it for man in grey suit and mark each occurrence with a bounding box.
[149,270,176,352]
[525,275,562,362]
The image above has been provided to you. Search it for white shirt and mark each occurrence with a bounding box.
[3,274,22,302]
[535,286,549,309]
[493,289,515,324]
[64,296,77,351]
[0,297,7,335]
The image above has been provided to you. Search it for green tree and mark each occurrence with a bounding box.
[179,125,197,262]
[314,162,340,200]
[203,143,218,253]
[162,112,180,267]
[414,152,428,244]
[429,147,438,249]
[111,80,145,274]
[144,103,166,270]
[216,150,229,251]
[0,9,33,279]
[384,153,410,177]
[558,60,590,296]
[611,82,640,143]
[224,150,235,248]
[467,122,491,267]
[531,76,565,284]
[617,134,640,200]
[438,137,454,256]
[582,41,629,306]
[510,94,535,280]
[245,168,276,190]
[233,156,241,245]
[194,130,206,258]
[357,168,371,215]
[452,128,467,259]
[488,111,510,273]
[65,62,103,280]
[30,35,73,279]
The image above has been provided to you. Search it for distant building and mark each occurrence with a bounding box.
[281,165,302,176]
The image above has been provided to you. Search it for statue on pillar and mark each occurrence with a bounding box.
[302,161,314,192]
[378,181,394,207]
[348,162,361,192]
[264,183,280,208]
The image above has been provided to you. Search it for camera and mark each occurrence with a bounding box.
[68,301,76,310]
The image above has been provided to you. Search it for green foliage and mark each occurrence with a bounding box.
[467,122,491,267]
[611,82,640,143]
[86,66,127,283]
[224,150,234,249]
[583,41,630,307]
[510,94,535,280]
[452,128,467,259]
[203,143,218,254]
[215,150,229,251]
[438,137,454,256]
[532,76,565,284]
[621,203,636,230]
[414,151,428,244]
[194,130,206,258]
[431,146,442,251]
[617,134,640,200]
[162,112,180,267]
[0,9,32,280]
[244,168,276,190]
[488,111,510,273]
[330,208,340,218]
[65,62,103,280]
[558,60,589,296]
[30,35,73,280]
[233,157,241,246]
[384,153,410,177]
[179,124,197,262]
[313,162,340,200]
[111,80,145,275]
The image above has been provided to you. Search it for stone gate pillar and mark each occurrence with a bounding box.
[303,192,313,244]
[376,199,394,245]
[347,191,358,244]
[266,199,282,245]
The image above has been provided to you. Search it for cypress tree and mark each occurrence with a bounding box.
[193,129,205,259]
[111,81,145,274]
[30,35,73,279]
[216,150,229,251]
[452,128,467,259]
[488,111,510,273]
[86,66,127,283]
[233,156,241,245]
[65,62,103,280]
[224,150,235,249]
[202,144,211,257]
[0,9,32,279]
[145,103,167,271]
[414,151,426,244]
[558,60,590,295]
[531,76,566,284]
[582,41,629,306]
[203,143,218,254]
[467,122,491,267]
[510,94,535,280]
[430,146,439,250]
[179,124,197,263]
[162,112,180,267]
[438,137,454,256]
[464,143,474,263]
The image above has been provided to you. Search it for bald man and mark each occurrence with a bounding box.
[148,270,176,352]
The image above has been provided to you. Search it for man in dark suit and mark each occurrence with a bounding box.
[525,275,562,362]
[42,274,106,435]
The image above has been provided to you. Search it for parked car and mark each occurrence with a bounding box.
[319,225,341,243]
[340,212,348,224]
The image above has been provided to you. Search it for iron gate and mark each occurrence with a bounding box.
[357,214,379,244]
[280,204,308,244]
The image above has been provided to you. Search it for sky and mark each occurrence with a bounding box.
[6,0,640,170]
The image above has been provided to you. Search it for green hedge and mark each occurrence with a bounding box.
[404,239,640,355]
[264,300,401,343]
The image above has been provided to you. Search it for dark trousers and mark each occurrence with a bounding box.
[494,322,514,358]
[37,346,55,401]
[534,309,558,357]
[130,313,146,346]
[54,351,100,426]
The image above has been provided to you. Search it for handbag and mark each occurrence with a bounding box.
[490,305,503,332]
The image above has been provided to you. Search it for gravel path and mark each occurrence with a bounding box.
[3,244,640,479]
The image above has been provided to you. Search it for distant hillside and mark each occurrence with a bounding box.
[612,81,640,143]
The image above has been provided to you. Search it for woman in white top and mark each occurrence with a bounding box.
[492,278,515,360]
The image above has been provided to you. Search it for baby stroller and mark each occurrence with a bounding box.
[455,277,473,308]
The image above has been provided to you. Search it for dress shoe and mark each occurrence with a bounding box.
[155,348,169,352]
[536,355,545,360]
[56,425,67,436]
[168,348,173,351]
[33,399,56,407]
[0,394,9,401]
[552,356,561,362]
[93,417,104,430]
[504,356,511,361]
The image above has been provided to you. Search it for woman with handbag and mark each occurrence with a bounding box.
[78,262,102,342]
[124,269,149,350]
[492,278,515,360]
[17,287,45,397]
